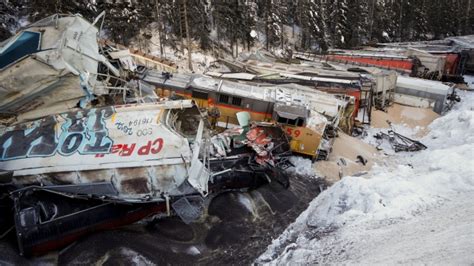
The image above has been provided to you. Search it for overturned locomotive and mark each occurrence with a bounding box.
[0,14,292,256]
[0,100,292,256]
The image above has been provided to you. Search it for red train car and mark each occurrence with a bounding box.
[325,54,414,73]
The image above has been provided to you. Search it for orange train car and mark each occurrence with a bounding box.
[325,54,414,73]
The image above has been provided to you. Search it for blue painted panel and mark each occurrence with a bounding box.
[0,31,41,69]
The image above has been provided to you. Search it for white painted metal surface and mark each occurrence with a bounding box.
[393,94,434,109]
[187,119,209,196]
[280,73,357,84]
[205,72,256,80]
[0,14,119,121]
[0,100,212,199]
[396,76,451,95]
[0,100,194,176]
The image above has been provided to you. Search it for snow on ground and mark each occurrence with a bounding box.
[257,90,474,264]
[258,191,474,264]
[149,45,223,74]
[361,122,423,155]
[465,75,474,89]
[288,156,316,178]
[138,26,229,74]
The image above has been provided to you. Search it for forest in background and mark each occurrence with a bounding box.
[1,0,473,54]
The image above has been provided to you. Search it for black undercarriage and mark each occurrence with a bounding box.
[0,150,292,256]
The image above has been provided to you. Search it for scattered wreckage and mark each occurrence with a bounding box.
[285,53,460,115]
[0,14,292,256]
[374,121,427,152]
[394,76,459,114]
[0,13,120,122]
[0,100,292,256]
[295,35,473,82]
[0,12,466,258]
[143,71,352,160]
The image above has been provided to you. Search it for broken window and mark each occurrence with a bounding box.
[277,116,288,124]
[287,118,297,126]
[297,118,304,127]
[231,97,242,106]
[171,105,202,137]
[0,31,41,69]
[276,115,305,127]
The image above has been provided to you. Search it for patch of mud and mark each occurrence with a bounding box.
[315,132,382,184]
[0,174,324,265]
[371,103,439,136]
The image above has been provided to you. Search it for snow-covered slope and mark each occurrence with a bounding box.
[257,91,474,264]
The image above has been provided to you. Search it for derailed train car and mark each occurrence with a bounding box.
[0,14,124,123]
[295,39,472,82]
[143,71,351,160]
[0,100,292,256]
[0,14,293,256]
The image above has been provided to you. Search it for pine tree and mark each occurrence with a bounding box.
[294,0,311,49]
[28,0,98,22]
[373,0,398,43]
[464,0,473,35]
[344,0,369,47]
[298,0,327,51]
[411,0,429,41]
[156,0,182,51]
[187,0,211,50]
[328,0,349,48]
[241,1,258,51]
[95,0,154,45]
[2,0,472,51]
[257,0,286,50]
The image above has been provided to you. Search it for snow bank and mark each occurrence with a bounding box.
[258,91,474,264]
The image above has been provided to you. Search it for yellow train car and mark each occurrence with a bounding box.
[147,73,344,160]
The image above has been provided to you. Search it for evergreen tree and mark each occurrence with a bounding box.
[28,0,97,22]
[373,0,398,42]
[464,0,474,35]
[187,0,211,50]
[96,0,153,45]
[328,0,349,48]
[346,0,370,47]
[299,0,327,51]
[257,0,285,50]
[1,0,472,50]
[294,0,311,49]
[240,1,258,51]
[156,0,183,51]
[411,0,429,41]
